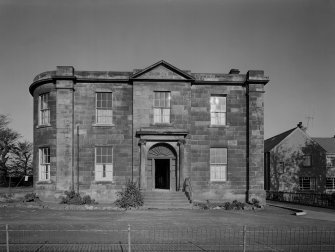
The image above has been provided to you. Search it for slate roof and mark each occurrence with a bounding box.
[312,138,335,153]
[264,128,297,152]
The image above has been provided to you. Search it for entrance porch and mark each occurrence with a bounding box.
[136,128,188,192]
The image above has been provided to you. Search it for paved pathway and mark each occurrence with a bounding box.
[267,200,335,222]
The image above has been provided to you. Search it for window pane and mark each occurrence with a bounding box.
[98,93,102,101]
[153,92,171,123]
[154,98,159,107]
[162,109,170,123]
[107,100,113,108]
[210,96,226,112]
[210,148,227,164]
[303,155,311,166]
[39,148,50,181]
[160,92,165,107]
[299,177,315,190]
[96,147,112,164]
[107,93,112,102]
[210,96,226,125]
[97,93,112,109]
[326,155,335,167]
[97,109,113,124]
[326,178,335,189]
[210,165,227,181]
[166,92,171,107]
[153,108,160,123]
[218,97,226,111]
[40,93,49,110]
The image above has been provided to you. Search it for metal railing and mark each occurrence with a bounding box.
[267,191,335,209]
[1,224,335,251]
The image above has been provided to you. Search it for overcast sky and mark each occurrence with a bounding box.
[0,0,334,142]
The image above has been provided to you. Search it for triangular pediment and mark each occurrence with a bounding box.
[132,60,194,80]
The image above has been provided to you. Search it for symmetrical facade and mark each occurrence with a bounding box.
[264,123,335,193]
[29,61,269,203]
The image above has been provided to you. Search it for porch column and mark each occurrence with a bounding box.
[139,139,147,190]
[178,139,186,191]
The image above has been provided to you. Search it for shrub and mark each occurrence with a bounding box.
[60,191,96,205]
[24,193,40,202]
[82,195,96,205]
[0,193,14,203]
[224,202,233,210]
[231,200,245,210]
[250,198,261,208]
[115,180,143,209]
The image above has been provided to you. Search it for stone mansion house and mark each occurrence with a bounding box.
[29,60,269,203]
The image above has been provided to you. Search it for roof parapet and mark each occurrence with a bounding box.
[56,66,74,77]
[246,70,269,84]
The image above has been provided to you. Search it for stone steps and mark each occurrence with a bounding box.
[142,190,191,209]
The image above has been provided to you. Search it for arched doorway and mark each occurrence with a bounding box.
[147,143,177,191]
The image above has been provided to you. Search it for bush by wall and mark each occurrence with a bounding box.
[115,180,143,209]
[194,200,246,210]
[60,191,97,205]
[23,192,40,202]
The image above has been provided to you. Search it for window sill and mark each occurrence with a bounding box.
[36,124,52,129]
[150,123,173,127]
[93,180,114,184]
[209,125,229,128]
[92,123,115,127]
[210,180,228,183]
[36,180,52,184]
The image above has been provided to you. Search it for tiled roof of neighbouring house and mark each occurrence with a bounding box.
[312,137,335,153]
[264,128,297,152]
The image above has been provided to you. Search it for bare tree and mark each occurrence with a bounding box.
[10,141,33,177]
[0,114,10,131]
[0,115,20,183]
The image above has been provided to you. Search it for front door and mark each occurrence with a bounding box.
[155,159,170,189]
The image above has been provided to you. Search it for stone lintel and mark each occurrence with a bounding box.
[136,127,188,137]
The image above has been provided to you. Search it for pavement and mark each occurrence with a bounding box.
[267,200,335,222]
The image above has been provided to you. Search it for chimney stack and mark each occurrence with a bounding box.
[297,122,303,128]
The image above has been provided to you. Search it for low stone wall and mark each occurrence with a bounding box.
[266,191,335,209]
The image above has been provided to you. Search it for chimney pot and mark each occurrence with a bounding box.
[229,69,240,74]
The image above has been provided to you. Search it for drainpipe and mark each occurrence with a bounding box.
[245,83,250,203]
[72,88,75,192]
[77,125,80,193]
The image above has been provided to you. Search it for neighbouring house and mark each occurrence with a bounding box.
[29,60,269,203]
[264,123,335,193]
